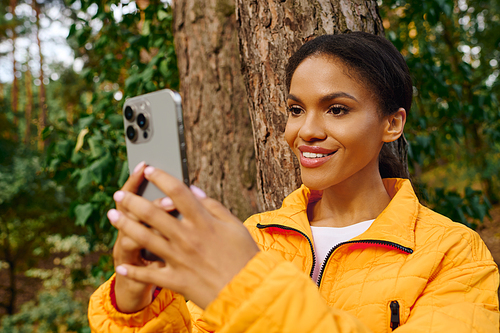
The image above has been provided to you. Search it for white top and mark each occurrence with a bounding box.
[310,219,375,283]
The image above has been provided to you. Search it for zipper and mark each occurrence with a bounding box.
[316,240,413,287]
[257,224,414,288]
[257,223,317,278]
[390,300,400,330]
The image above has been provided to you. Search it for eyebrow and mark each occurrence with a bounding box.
[287,92,358,104]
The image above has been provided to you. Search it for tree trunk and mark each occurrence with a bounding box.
[10,0,18,142]
[24,68,33,145]
[236,0,389,211]
[1,223,16,314]
[7,258,15,315]
[172,0,260,220]
[34,0,48,151]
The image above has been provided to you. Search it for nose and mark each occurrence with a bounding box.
[298,112,327,142]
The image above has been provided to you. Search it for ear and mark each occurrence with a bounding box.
[382,108,406,143]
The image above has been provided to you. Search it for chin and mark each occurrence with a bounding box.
[300,173,337,191]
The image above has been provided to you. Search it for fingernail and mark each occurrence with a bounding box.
[144,166,155,176]
[161,197,174,207]
[107,209,121,224]
[133,161,146,174]
[113,191,125,202]
[190,185,207,199]
[116,265,128,276]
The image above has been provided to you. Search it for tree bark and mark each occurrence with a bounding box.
[236,0,389,211]
[10,0,18,142]
[1,223,16,314]
[34,0,48,151]
[172,0,260,220]
[24,66,33,145]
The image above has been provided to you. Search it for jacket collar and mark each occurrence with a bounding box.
[258,178,418,251]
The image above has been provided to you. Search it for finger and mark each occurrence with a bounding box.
[143,167,211,224]
[121,161,147,193]
[114,191,184,244]
[112,192,182,241]
[115,161,148,220]
[108,208,175,260]
[115,264,176,290]
[152,197,177,213]
[199,197,242,226]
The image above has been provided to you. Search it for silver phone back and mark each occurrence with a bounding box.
[123,89,189,202]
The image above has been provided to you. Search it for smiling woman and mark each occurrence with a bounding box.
[88,33,499,333]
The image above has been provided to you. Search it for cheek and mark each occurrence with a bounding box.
[284,121,296,149]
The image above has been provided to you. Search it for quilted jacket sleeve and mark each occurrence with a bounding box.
[88,246,498,333]
[88,253,374,333]
[88,275,194,333]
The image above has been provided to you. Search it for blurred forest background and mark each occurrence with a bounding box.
[0,0,499,331]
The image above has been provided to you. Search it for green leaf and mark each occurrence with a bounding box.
[118,161,129,187]
[75,203,93,226]
[42,126,53,140]
[142,20,151,36]
[159,59,169,77]
[107,114,123,128]
[89,152,113,184]
[125,74,140,89]
[91,191,112,204]
[145,81,157,91]
[78,116,95,130]
[49,158,60,171]
[55,140,72,158]
[88,136,104,159]
[68,23,77,38]
[141,67,155,82]
[71,150,83,164]
[77,168,93,190]
[157,9,169,21]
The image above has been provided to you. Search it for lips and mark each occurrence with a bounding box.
[298,145,337,168]
[299,146,336,154]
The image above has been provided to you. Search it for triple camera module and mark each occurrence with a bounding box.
[124,102,152,143]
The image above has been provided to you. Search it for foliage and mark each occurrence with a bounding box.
[0,290,89,333]
[0,149,76,267]
[41,0,180,246]
[0,234,112,332]
[380,0,500,187]
[0,0,179,322]
[380,0,499,224]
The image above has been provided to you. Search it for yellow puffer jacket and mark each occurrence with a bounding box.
[89,179,499,332]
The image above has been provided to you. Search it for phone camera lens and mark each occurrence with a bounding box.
[137,113,148,129]
[126,125,137,142]
[124,106,134,121]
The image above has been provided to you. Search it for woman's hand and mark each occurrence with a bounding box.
[110,161,162,313]
[107,166,260,310]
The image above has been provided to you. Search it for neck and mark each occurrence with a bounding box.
[308,165,392,228]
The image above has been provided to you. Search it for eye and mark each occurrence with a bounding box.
[287,105,304,117]
[328,105,350,116]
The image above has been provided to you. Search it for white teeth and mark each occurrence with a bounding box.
[303,152,331,158]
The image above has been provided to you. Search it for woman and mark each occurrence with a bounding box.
[88,33,499,332]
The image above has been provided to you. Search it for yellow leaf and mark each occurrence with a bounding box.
[74,128,89,153]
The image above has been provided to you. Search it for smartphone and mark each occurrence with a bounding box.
[123,89,189,261]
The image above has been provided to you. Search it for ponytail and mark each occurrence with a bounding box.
[378,135,410,179]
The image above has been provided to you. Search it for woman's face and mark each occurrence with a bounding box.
[285,55,390,190]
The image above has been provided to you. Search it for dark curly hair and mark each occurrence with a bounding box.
[285,32,412,179]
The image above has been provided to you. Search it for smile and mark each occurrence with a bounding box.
[302,151,335,159]
[298,147,337,168]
